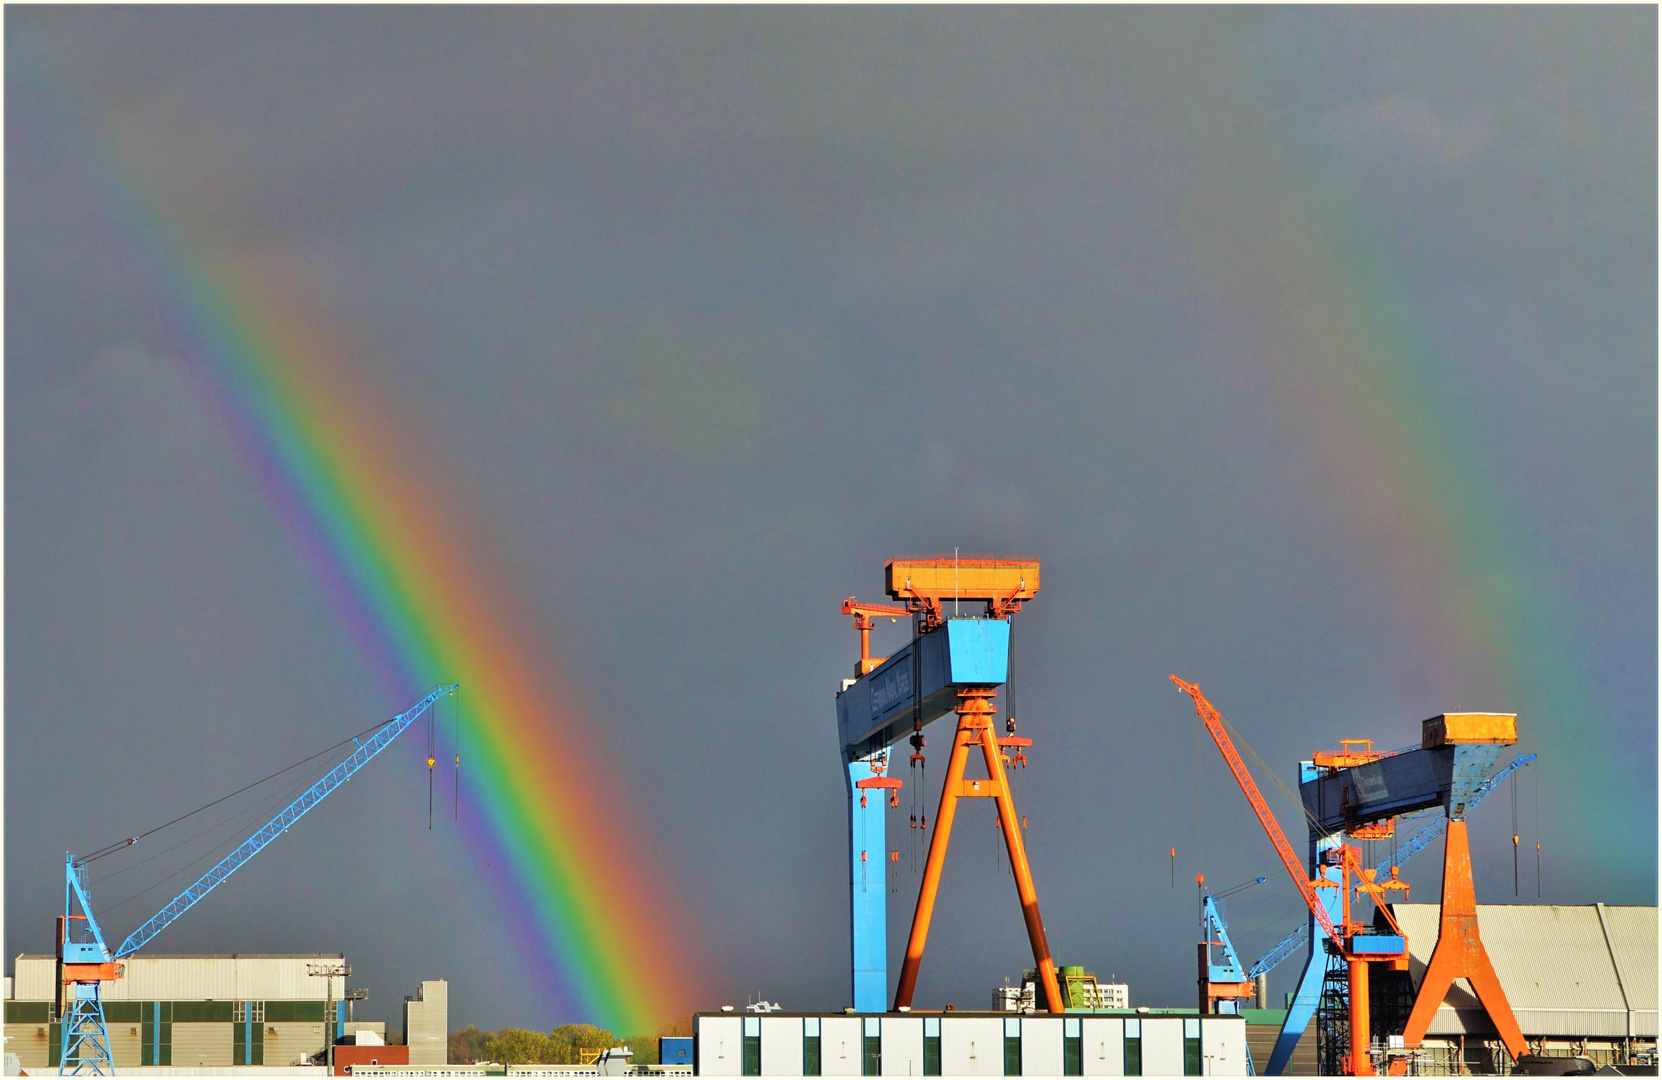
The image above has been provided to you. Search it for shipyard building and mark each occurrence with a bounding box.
[3,953,446,1072]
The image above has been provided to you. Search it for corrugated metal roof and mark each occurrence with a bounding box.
[1386,904,1658,1038]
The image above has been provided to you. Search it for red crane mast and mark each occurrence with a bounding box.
[1170,675,1342,950]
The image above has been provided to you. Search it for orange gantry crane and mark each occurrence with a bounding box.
[1172,676,1409,1077]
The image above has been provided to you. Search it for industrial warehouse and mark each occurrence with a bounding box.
[16,561,1658,1077]
[2,956,445,1072]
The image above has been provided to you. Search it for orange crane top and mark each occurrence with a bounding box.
[1171,675,1343,952]
[842,597,913,676]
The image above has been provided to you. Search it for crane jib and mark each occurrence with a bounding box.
[113,684,457,959]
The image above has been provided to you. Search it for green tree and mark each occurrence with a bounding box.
[484,1028,558,1064]
[553,1024,615,1064]
[449,1025,492,1065]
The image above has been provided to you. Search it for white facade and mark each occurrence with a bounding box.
[880,1015,923,1076]
[690,1012,1248,1077]
[1079,1017,1124,1076]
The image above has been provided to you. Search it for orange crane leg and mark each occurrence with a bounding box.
[975,717,1063,1013]
[893,689,1063,1013]
[1350,956,1373,1076]
[892,705,975,1011]
[1398,821,1528,1067]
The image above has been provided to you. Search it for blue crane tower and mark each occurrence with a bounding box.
[55,684,457,1076]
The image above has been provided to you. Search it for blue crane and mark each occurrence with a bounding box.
[1239,752,1535,984]
[56,684,457,1075]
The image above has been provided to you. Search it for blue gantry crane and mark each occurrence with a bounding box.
[55,684,457,1075]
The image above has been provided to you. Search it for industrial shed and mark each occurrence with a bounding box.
[4,955,444,1072]
[1387,903,1657,1070]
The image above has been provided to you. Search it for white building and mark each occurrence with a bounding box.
[694,1011,1248,1076]
[403,979,449,1065]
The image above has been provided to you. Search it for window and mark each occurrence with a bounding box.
[863,1017,881,1076]
[1124,1019,1141,1077]
[251,1001,265,1023]
[923,1017,941,1076]
[1184,1018,1201,1076]
[804,1016,821,1076]
[1063,1017,1082,1077]
[743,1016,761,1076]
[233,1001,245,1023]
[1004,1016,1021,1076]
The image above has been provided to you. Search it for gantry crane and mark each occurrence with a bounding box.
[1223,747,1529,1016]
[1175,677,1531,1075]
[55,684,456,1075]
[834,557,1056,1014]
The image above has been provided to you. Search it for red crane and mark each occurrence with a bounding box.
[1170,676,1341,949]
[1172,675,1407,1077]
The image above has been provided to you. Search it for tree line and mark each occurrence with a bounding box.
[449,1018,692,1066]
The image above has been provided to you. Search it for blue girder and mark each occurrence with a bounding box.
[112,684,456,958]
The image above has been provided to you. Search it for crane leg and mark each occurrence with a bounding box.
[975,713,1063,1012]
[1398,821,1528,1067]
[847,753,890,1012]
[1349,956,1373,1076]
[892,704,976,1011]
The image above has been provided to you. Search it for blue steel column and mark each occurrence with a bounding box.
[847,752,888,1012]
[1267,762,1343,1077]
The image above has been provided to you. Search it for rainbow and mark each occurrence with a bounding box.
[1141,26,1639,879]
[13,43,695,1030]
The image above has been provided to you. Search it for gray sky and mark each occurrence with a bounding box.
[6,8,1655,1033]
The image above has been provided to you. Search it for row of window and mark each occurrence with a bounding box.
[738,1015,1206,1076]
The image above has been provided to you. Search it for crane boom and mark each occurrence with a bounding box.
[1171,675,1342,951]
[113,684,456,958]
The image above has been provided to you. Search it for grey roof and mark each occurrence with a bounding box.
[1386,904,1658,1039]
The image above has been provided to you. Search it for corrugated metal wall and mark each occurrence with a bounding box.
[170,1021,233,1066]
[1081,1016,1126,1076]
[264,1020,326,1065]
[879,1015,923,1076]
[3,1022,50,1069]
[8,954,344,1001]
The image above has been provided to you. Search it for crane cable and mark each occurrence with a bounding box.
[78,716,404,865]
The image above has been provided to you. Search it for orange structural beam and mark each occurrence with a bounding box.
[1171,676,1343,949]
[1397,820,1527,1067]
[893,688,1063,1013]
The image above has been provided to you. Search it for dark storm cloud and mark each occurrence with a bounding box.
[7,7,1654,1032]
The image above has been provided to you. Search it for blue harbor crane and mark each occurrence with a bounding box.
[55,684,457,1076]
